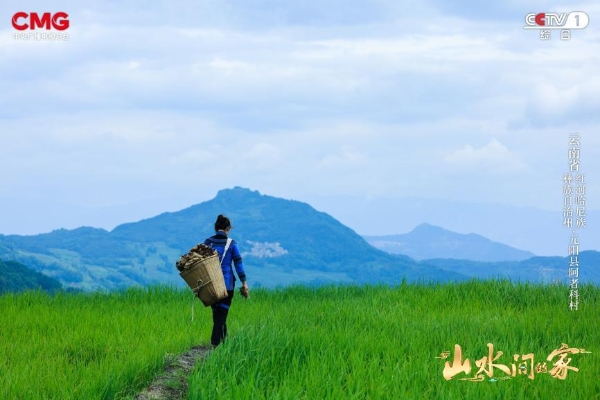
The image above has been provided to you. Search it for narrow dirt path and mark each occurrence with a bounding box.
[135,345,211,400]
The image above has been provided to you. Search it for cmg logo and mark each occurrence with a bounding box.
[11,12,69,31]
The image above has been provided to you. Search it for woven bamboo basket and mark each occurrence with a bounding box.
[179,254,228,307]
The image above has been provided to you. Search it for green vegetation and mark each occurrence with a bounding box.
[1,280,598,399]
[0,286,204,399]
[0,259,63,294]
[189,281,600,399]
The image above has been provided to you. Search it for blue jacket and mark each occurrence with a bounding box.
[204,231,246,291]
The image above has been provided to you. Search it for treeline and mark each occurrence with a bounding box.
[0,259,63,294]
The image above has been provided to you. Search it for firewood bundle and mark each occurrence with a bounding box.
[176,243,217,272]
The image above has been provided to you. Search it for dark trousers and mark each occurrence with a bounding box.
[211,290,234,346]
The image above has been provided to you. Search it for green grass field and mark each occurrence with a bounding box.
[190,281,600,399]
[1,281,598,399]
[0,286,204,399]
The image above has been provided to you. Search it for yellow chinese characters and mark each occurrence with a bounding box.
[441,343,590,381]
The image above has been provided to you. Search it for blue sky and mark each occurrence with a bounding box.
[1,1,599,252]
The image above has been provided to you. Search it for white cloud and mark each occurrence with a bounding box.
[319,148,369,169]
[241,143,284,170]
[1,0,599,235]
[444,139,528,174]
[521,74,600,126]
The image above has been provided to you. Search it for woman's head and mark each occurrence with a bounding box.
[214,214,232,232]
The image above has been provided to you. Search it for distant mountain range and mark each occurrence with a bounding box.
[422,251,600,283]
[364,223,535,262]
[305,194,599,256]
[0,187,597,291]
[0,188,463,290]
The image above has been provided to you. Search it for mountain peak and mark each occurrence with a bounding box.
[217,186,258,195]
[215,187,262,200]
[364,224,535,262]
[412,223,446,233]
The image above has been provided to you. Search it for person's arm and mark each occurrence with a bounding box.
[231,241,247,284]
[231,241,249,298]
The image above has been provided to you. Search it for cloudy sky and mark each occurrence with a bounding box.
[1,1,599,248]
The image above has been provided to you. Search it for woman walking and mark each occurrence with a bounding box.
[204,214,249,347]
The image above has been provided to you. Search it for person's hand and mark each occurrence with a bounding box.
[240,282,249,299]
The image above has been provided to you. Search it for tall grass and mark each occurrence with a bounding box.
[189,280,600,399]
[1,281,598,399]
[0,286,206,399]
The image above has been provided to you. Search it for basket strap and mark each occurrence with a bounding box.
[190,292,195,322]
[220,238,232,266]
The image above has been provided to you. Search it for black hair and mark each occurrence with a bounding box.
[214,214,232,232]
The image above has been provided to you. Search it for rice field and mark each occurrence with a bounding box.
[0,280,598,399]
[191,281,600,399]
[0,286,203,399]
